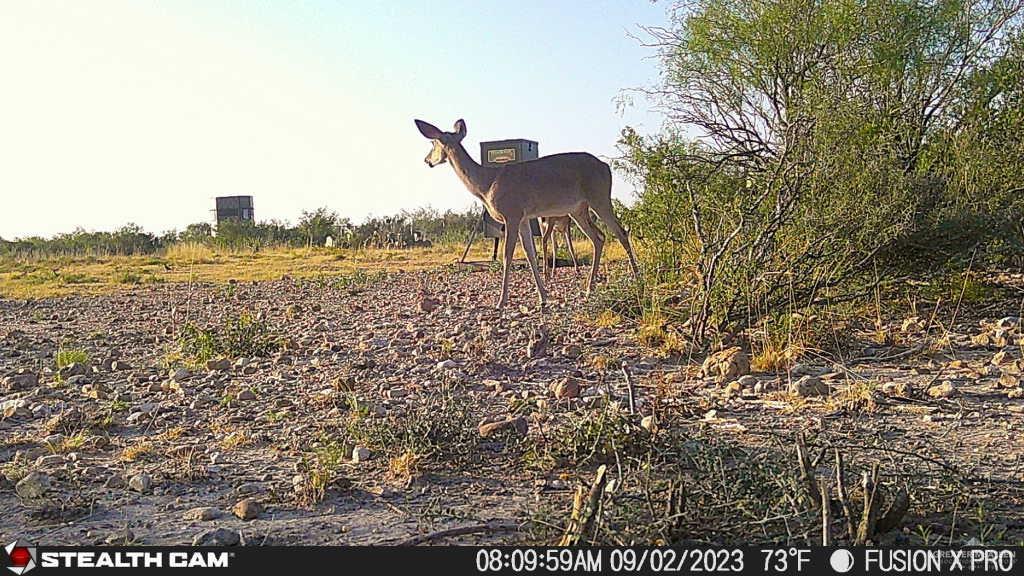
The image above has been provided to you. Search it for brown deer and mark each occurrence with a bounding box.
[415,118,639,308]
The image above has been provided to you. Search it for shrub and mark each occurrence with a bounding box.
[616,0,1024,341]
[177,312,280,366]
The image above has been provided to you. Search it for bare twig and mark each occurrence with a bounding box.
[386,519,519,546]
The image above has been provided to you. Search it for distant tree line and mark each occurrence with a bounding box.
[0,206,483,258]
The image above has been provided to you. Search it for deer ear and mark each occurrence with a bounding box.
[453,119,467,140]
[415,119,444,140]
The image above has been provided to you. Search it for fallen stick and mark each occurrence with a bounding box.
[559,465,609,546]
[387,519,520,546]
[621,362,636,415]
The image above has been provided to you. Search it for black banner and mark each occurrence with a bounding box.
[3,545,1022,575]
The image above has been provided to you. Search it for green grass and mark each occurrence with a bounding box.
[55,348,89,370]
[177,312,280,367]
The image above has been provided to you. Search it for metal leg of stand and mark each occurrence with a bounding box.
[460,223,479,263]
[492,237,499,261]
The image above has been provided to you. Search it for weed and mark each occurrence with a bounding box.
[594,309,622,329]
[346,388,483,468]
[296,436,350,506]
[55,347,89,370]
[120,440,154,462]
[177,311,280,366]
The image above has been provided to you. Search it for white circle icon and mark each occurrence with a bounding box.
[830,549,854,573]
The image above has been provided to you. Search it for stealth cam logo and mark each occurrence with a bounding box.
[4,541,36,575]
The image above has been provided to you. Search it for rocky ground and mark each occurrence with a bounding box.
[1,263,1023,546]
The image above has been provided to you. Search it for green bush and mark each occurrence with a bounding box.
[616,0,1024,340]
[178,312,280,365]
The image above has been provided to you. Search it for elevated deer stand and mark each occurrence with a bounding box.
[458,138,541,266]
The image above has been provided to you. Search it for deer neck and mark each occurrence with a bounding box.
[447,142,496,202]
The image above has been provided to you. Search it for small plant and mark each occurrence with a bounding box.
[346,388,482,468]
[115,270,142,284]
[120,440,154,462]
[178,311,280,366]
[219,430,250,451]
[1,461,29,484]
[530,403,648,469]
[55,347,89,370]
[388,449,423,484]
[296,436,350,506]
[57,433,88,453]
[593,309,622,329]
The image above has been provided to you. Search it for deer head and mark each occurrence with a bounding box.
[414,119,466,167]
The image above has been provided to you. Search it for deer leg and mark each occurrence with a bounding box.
[519,221,548,306]
[564,226,579,271]
[570,209,604,295]
[591,203,640,279]
[497,221,519,308]
[541,225,553,281]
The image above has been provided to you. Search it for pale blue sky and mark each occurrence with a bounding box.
[0,1,667,239]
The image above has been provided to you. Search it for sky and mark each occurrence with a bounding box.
[0,1,668,239]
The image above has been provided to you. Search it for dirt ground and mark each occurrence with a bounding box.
[2,261,1023,546]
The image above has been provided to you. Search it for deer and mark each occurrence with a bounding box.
[540,216,579,280]
[415,118,640,308]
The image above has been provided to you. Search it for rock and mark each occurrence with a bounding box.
[789,375,829,397]
[881,381,912,397]
[237,389,256,401]
[478,416,529,438]
[183,507,221,521]
[550,377,581,400]
[170,367,191,381]
[82,382,110,400]
[351,446,372,463]
[34,454,64,469]
[104,475,126,489]
[901,317,924,334]
[992,351,1011,366]
[15,472,48,499]
[1009,388,1024,399]
[998,373,1021,389]
[723,381,743,397]
[737,375,759,388]
[192,528,240,546]
[995,317,1020,331]
[232,498,262,520]
[105,528,134,545]
[928,381,958,398]
[640,415,658,433]
[111,360,133,371]
[561,344,582,358]
[60,363,89,378]
[435,359,458,371]
[418,295,440,313]
[701,347,750,382]
[128,473,152,493]
[1,398,32,419]
[527,329,549,359]
[206,358,232,372]
[2,371,38,392]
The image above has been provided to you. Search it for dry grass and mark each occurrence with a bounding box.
[0,239,628,299]
[120,440,155,462]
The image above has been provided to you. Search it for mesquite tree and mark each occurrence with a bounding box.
[618,0,1024,339]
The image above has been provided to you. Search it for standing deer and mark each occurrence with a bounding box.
[415,118,640,308]
[540,216,579,280]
